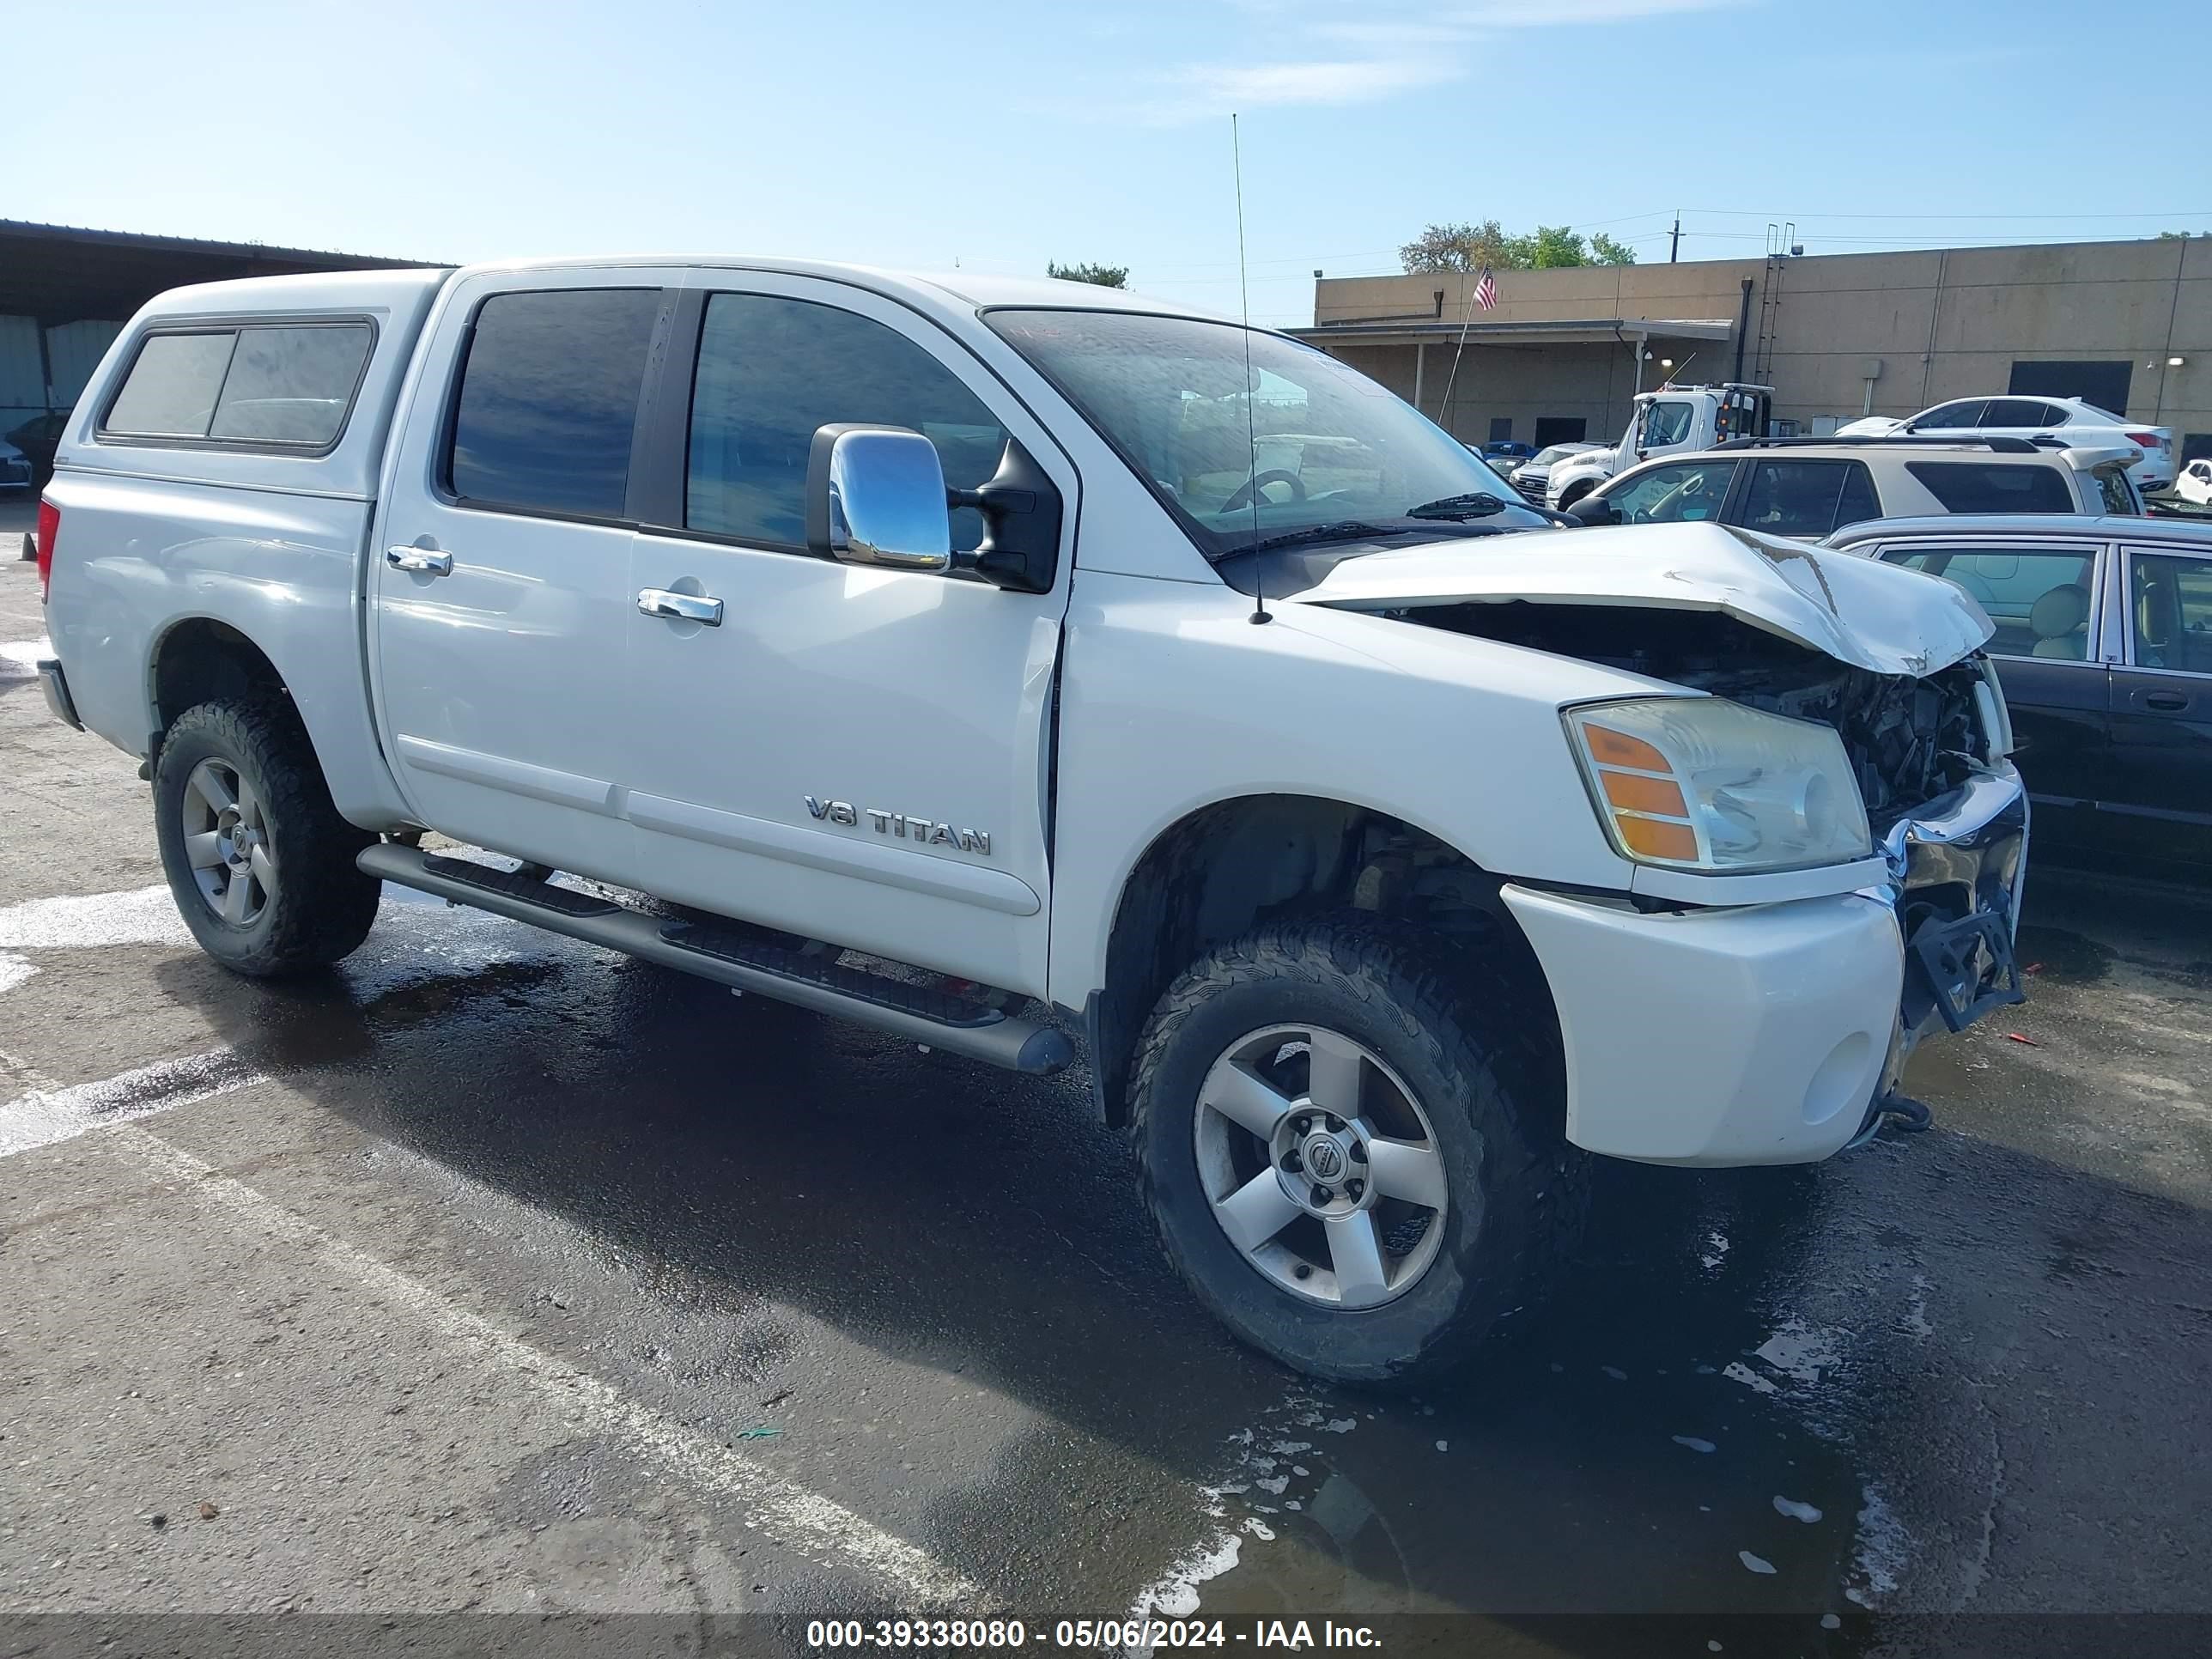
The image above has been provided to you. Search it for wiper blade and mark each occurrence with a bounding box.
[1241,521,1419,554]
[1405,492,1510,520]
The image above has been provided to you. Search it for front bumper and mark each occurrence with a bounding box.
[1499,760,2030,1169]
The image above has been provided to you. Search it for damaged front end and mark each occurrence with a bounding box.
[1382,599,2029,1136]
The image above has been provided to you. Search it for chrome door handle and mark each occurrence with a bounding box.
[386,545,453,576]
[636,587,724,626]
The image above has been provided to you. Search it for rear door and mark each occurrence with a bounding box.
[2103,544,2212,872]
[370,272,678,878]
[615,276,1078,994]
[1874,538,2111,853]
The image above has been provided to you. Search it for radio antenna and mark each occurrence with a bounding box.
[1233,112,1269,626]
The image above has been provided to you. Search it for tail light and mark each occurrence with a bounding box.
[33,498,58,599]
[2126,432,2166,449]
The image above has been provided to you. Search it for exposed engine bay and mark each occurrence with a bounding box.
[1392,600,1990,830]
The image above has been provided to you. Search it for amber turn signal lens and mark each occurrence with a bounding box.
[1600,770,1689,817]
[1582,724,1672,773]
[1618,816,1699,860]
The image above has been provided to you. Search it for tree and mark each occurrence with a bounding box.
[1398,221,1514,272]
[1048,261,1129,288]
[1399,221,1637,272]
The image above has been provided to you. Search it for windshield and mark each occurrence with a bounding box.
[986,308,1552,561]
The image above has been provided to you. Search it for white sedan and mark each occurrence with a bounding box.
[1839,396,2173,492]
[2177,457,2212,506]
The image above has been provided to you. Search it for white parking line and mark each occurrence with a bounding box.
[0,1048,988,1608]
[0,1048,263,1158]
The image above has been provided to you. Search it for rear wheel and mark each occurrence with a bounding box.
[1129,916,1585,1385]
[153,697,380,976]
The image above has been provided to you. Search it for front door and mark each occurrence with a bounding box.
[2104,547,2212,873]
[370,274,677,879]
[617,277,1077,994]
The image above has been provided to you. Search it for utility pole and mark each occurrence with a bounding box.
[1669,211,1680,264]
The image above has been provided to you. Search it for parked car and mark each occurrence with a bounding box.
[1826,513,2212,878]
[1509,441,1602,503]
[0,439,32,491]
[1475,439,1537,467]
[2176,457,2212,507]
[1564,435,2142,540]
[35,258,2026,1383]
[1837,397,2173,494]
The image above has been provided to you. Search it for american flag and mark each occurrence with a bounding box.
[1474,265,1498,312]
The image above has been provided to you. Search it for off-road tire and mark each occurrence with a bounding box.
[1129,915,1587,1385]
[153,696,380,976]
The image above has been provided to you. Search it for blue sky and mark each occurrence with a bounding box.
[15,0,2209,326]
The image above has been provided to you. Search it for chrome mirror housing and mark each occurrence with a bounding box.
[805,425,951,571]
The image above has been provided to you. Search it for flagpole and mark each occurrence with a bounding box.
[1437,264,1486,439]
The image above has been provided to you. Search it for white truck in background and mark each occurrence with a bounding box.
[33,261,2026,1384]
[1546,382,1774,508]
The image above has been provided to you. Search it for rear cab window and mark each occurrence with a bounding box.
[1904,461,2076,514]
[101,322,374,451]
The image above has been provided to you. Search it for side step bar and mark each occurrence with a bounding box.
[358,842,1074,1076]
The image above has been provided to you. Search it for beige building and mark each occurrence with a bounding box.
[1295,237,2211,464]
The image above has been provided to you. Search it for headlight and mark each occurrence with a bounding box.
[1564,697,1872,873]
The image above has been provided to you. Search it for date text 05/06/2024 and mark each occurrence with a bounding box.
[804,1618,1383,1650]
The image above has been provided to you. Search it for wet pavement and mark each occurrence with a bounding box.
[3,558,2209,1656]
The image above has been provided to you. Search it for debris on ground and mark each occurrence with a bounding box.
[732,1426,782,1441]
[197,1502,219,1520]
[2006,1032,2040,1047]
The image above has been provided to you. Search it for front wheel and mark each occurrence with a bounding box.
[153,696,380,976]
[1555,477,1597,510]
[1128,917,1585,1385]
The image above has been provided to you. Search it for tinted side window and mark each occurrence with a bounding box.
[105,325,373,447]
[105,333,237,435]
[447,289,661,520]
[1886,546,2096,658]
[2098,469,2141,515]
[1604,460,1735,524]
[1914,400,1985,429]
[209,325,372,444]
[685,293,1008,551]
[1905,461,2075,514]
[2130,552,2212,674]
[1739,460,1880,538]
[1981,398,2056,428]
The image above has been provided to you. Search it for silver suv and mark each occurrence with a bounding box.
[1565,435,2142,540]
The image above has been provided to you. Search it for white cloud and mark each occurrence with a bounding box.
[1143,0,1748,119]
[1170,56,1463,107]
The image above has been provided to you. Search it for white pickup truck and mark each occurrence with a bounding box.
[33,258,2027,1383]
[1546,381,1773,509]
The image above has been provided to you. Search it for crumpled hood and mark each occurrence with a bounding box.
[1295,520,1994,677]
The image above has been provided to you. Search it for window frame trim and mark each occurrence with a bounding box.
[1869,534,2112,666]
[94,313,380,459]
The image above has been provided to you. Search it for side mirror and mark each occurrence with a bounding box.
[805,425,952,571]
[1565,495,1619,526]
[806,423,1063,593]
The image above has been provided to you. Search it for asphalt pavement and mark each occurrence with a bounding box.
[3,557,2208,1657]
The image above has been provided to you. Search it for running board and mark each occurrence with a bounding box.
[358,842,1074,1076]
